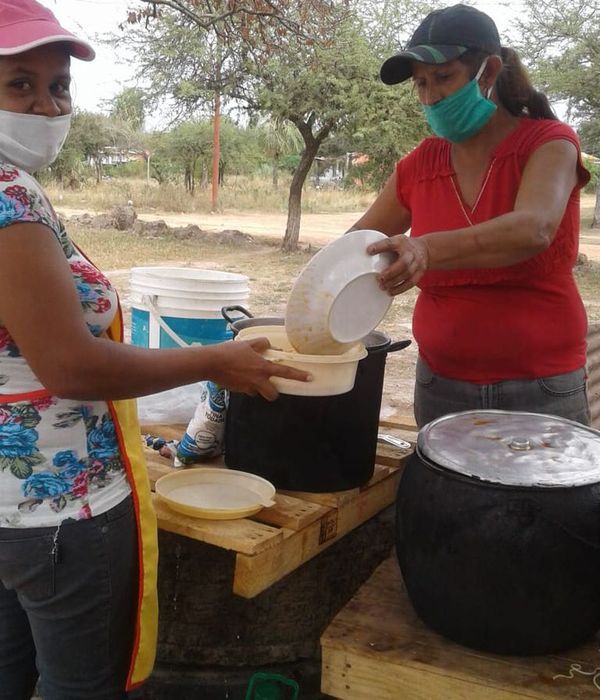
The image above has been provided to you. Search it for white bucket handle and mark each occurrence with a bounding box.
[141,294,197,348]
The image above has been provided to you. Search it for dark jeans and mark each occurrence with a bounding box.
[414,357,592,429]
[0,495,139,700]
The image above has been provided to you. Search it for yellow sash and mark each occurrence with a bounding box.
[107,305,158,689]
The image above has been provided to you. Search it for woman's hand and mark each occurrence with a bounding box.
[367,234,429,295]
[203,338,312,401]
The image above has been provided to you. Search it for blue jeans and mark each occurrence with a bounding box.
[414,357,591,429]
[0,495,139,700]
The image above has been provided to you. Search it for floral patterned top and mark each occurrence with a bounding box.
[0,163,130,527]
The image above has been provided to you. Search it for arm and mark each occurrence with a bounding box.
[0,223,310,401]
[369,140,579,294]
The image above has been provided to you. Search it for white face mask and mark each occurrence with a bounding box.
[0,109,72,173]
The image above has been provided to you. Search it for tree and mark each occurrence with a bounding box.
[51,111,144,185]
[258,15,431,250]
[256,117,303,188]
[122,0,434,249]
[126,0,343,211]
[516,0,600,225]
[167,121,213,193]
[349,82,429,190]
[128,1,341,43]
[109,87,147,131]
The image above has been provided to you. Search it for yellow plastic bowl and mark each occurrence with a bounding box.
[236,326,367,396]
[155,467,276,520]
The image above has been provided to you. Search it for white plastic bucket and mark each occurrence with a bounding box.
[130,267,250,348]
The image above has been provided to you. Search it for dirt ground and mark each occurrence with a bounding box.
[58,204,600,262]
[60,202,600,423]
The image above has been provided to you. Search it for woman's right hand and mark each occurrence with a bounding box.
[203,338,312,401]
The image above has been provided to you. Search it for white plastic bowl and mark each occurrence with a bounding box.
[285,229,395,355]
[236,326,367,396]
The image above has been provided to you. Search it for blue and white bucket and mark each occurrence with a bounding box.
[130,266,250,348]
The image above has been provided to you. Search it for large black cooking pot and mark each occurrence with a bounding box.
[396,409,600,655]
[221,306,411,492]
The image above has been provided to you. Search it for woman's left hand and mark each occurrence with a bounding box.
[367,234,429,295]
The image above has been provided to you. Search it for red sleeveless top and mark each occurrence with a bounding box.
[396,118,590,383]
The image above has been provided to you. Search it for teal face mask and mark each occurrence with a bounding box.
[423,59,497,143]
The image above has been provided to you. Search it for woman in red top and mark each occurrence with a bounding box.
[352,3,591,427]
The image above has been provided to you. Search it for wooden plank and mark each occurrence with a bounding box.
[322,649,544,700]
[361,464,394,489]
[375,443,413,468]
[232,460,406,598]
[279,485,360,508]
[379,415,418,432]
[252,493,331,531]
[152,495,284,556]
[321,557,600,700]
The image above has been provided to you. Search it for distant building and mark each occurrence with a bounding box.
[311,152,369,188]
[88,147,146,168]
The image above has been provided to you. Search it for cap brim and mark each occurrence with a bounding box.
[0,19,95,61]
[380,44,467,85]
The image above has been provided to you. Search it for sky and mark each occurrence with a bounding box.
[38,0,525,118]
[39,0,137,114]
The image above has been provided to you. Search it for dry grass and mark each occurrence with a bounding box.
[45,176,376,215]
[580,193,596,230]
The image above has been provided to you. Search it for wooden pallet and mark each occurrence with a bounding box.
[321,556,600,699]
[141,419,416,598]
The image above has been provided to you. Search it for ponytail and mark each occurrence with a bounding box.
[496,48,557,119]
[460,47,558,120]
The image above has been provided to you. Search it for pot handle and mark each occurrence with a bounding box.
[370,339,412,355]
[221,305,254,323]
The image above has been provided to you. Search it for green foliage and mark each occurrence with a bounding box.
[104,160,146,179]
[47,109,147,186]
[579,121,600,158]
[582,157,599,195]
[115,0,447,250]
[346,78,430,190]
[109,87,147,130]
[280,154,301,173]
[517,0,600,215]
[348,0,442,60]
[517,0,600,121]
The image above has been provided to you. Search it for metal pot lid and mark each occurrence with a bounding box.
[418,410,600,488]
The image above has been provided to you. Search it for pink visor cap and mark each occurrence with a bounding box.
[0,0,95,61]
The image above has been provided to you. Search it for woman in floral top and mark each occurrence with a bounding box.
[0,2,309,699]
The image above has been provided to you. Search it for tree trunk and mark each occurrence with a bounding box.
[211,90,221,211]
[201,163,208,188]
[282,139,320,252]
[272,153,279,189]
[95,157,102,185]
[191,157,197,194]
[592,177,600,228]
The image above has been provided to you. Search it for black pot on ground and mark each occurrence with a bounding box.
[221,305,411,492]
[396,410,600,655]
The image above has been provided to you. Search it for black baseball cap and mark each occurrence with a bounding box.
[380,4,501,85]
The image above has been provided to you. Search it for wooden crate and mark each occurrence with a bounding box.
[321,556,600,699]
[141,419,416,598]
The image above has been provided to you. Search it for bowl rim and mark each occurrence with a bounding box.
[236,325,367,362]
